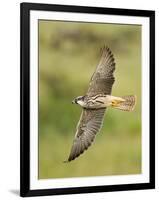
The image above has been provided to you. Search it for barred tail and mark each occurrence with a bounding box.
[112,95,136,111]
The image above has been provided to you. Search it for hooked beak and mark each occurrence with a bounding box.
[72,100,75,104]
[72,99,78,104]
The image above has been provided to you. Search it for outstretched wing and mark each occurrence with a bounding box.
[66,108,106,162]
[87,46,116,96]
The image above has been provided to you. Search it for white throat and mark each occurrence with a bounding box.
[77,100,85,107]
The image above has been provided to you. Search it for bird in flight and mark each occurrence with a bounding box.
[65,46,136,162]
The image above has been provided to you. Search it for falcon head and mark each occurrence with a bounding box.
[72,96,85,105]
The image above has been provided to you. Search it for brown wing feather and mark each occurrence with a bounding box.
[66,108,106,162]
[87,46,115,96]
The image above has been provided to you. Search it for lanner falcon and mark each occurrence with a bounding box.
[65,46,136,162]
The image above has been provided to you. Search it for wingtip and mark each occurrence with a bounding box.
[100,45,111,54]
[63,158,75,163]
[63,156,76,163]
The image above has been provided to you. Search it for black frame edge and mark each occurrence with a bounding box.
[24,183,154,197]
[21,2,155,16]
[149,11,155,188]
[20,2,155,197]
[20,3,30,197]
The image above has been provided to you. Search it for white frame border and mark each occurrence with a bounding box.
[30,10,150,190]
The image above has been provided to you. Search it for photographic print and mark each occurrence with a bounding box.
[20,3,155,197]
[39,20,140,176]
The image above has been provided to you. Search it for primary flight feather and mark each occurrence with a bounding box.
[65,46,136,162]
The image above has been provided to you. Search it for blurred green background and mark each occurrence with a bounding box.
[38,20,141,179]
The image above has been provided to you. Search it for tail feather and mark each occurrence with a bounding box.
[112,95,136,111]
